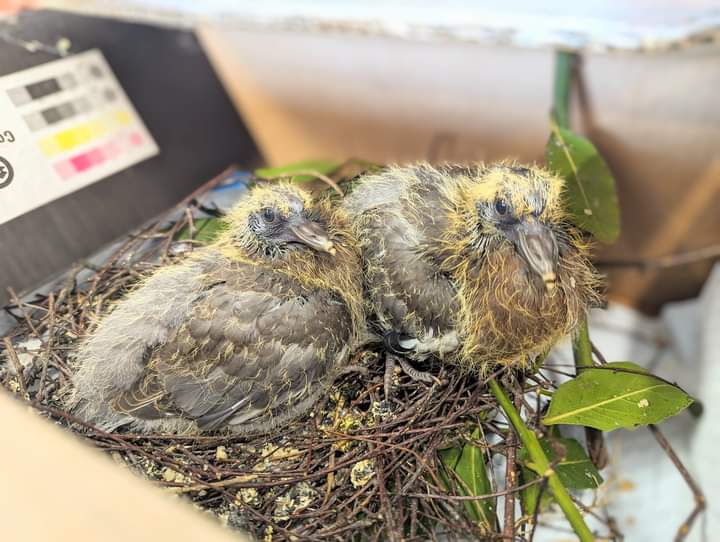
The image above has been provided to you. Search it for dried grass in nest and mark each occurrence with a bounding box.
[0,170,614,542]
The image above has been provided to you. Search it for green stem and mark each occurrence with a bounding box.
[551,51,575,129]
[553,51,594,373]
[554,49,608,470]
[572,318,593,370]
[489,379,594,542]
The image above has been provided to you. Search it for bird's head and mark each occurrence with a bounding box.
[221,183,337,259]
[442,164,565,291]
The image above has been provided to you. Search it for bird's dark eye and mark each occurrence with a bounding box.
[261,208,276,222]
[495,199,508,215]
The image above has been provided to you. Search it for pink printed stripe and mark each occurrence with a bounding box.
[53,131,145,180]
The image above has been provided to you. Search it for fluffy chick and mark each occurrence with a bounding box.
[69,183,364,434]
[343,162,601,371]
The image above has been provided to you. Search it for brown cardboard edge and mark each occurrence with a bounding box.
[0,391,252,542]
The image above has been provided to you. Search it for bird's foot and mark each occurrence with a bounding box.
[396,356,441,386]
[383,353,441,401]
[384,353,397,401]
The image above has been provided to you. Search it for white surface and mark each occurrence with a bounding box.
[42,0,720,51]
[0,49,158,225]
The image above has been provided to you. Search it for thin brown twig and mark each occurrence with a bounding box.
[37,293,55,401]
[595,243,720,271]
[648,425,706,542]
[3,336,27,397]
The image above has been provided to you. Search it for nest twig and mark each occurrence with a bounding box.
[0,169,622,541]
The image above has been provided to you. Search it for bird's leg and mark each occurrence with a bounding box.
[384,353,397,401]
[384,353,440,402]
[396,356,440,385]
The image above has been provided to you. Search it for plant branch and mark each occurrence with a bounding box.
[554,47,609,472]
[3,336,27,397]
[502,387,521,539]
[573,319,609,468]
[551,51,575,130]
[489,378,594,542]
[595,242,720,271]
[571,319,593,369]
[648,425,705,541]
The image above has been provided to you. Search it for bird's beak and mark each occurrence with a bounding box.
[512,218,559,292]
[289,218,336,255]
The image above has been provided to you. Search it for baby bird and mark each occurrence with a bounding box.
[344,162,601,372]
[69,183,364,434]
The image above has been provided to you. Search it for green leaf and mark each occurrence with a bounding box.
[519,437,603,489]
[254,159,341,183]
[543,362,694,431]
[545,125,620,243]
[438,428,496,530]
[520,466,553,515]
[519,436,602,515]
[175,217,227,244]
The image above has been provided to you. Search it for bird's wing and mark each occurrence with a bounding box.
[360,209,458,341]
[344,165,457,341]
[113,273,352,431]
[72,255,222,406]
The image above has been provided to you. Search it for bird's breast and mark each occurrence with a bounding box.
[454,246,587,367]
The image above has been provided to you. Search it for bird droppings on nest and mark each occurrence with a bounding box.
[236,486,262,508]
[272,482,318,522]
[163,467,191,484]
[215,445,229,462]
[0,168,617,541]
[350,459,375,488]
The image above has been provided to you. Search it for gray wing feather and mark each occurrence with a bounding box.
[121,280,350,430]
[345,165,458,346]
[71,255,221,410]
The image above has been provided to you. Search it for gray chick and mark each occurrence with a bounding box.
[68,183,364,434]
[343,162,601,380]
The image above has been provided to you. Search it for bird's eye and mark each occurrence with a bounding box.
[261,208,276,222]
[495,198,508,215]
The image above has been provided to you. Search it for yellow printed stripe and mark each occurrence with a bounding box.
[37,109,133,157]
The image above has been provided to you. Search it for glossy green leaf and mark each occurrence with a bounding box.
[254,159,341,183]
[175,217,227,244]
[520,436,602,514]
[543,362,694,431]
[519,437,603,489]
[520,466,553,515]
[438,428,496,530]
[545,125,620,243]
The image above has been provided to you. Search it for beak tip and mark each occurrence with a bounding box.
[542,272,557,292]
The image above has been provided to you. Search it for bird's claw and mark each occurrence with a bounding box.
[384,353,441,401]
[384,354,396,402]
[396,356,441,386]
